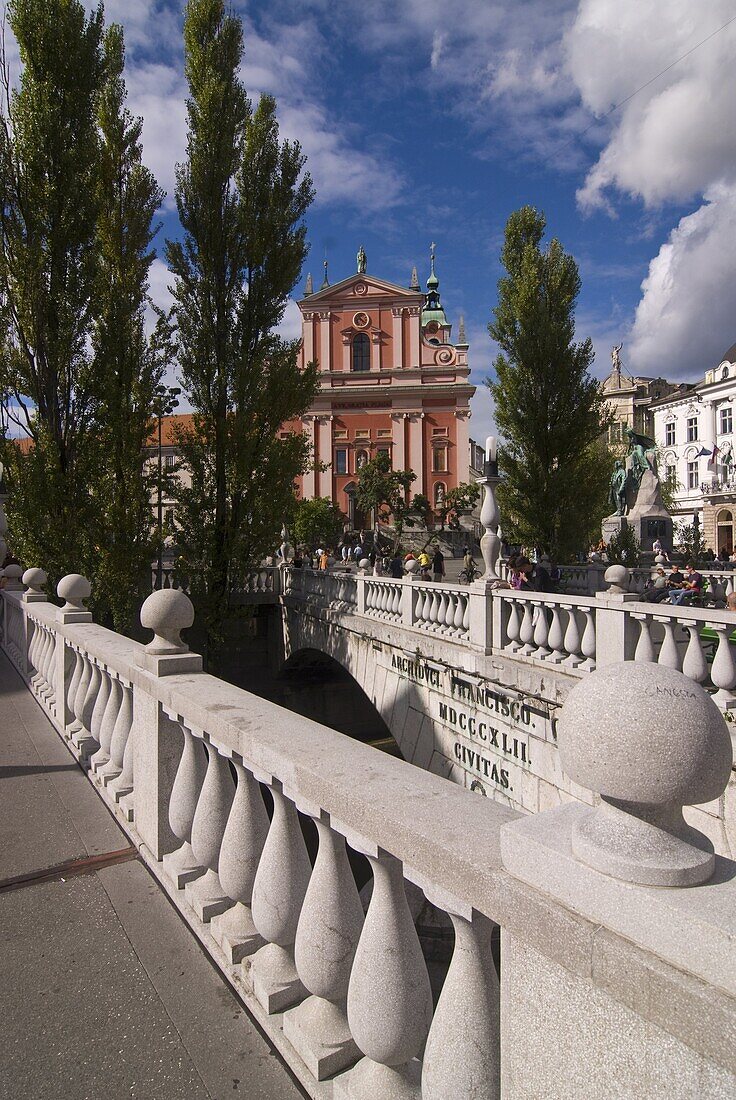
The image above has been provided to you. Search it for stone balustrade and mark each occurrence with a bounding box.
[2,572,735,1098]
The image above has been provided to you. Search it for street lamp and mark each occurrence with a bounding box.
[152,383,181,589]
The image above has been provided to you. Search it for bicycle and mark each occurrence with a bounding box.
[458,564,482,584]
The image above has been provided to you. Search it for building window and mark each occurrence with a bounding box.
[165,453,176,468]
[377,428,392,439]
[665,422,675,447]
[721,408,733,435]
[432,446,448,473]
[723,366,730,381]
[164,507,175,527]
[687,460,698,490]
[432,427,449,436]
[335,448,348,475]
[334,429,348,440]
[355,449,369,469]
[687,417,698,442]
[666,464,677,489]
[351,333,370,372]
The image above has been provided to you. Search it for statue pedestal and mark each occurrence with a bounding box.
[627,470,673,553]
[602,514,627,544]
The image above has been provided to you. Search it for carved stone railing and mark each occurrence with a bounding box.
[2,571,735,1097]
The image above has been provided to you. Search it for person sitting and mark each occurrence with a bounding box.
[666,564,685,590]
[643,567,669,603]
[668,563,703,604]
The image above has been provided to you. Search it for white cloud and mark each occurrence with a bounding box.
[568,1,736,211]
[627,185,736,379]
[126,62,187,208]
[276,298,303,342]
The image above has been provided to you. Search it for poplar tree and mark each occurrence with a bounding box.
[487,206,611,558]
[88,25,166,630]
[167,0,318,654]
[0,0,105,584]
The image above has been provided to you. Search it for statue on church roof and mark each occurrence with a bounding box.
[611,342,623,372]
[321,259,330,289]
[458,314,467,344]
[304,272,313,296]
[357,245,367,275]
[410,265,420,290]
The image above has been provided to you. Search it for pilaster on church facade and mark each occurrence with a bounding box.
[285,250,476,528]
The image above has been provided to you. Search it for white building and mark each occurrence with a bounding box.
[651,342,736,551]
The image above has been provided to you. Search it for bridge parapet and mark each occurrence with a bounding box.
[3,576,736,1097]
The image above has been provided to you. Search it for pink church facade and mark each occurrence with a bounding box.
[286,253,476,529]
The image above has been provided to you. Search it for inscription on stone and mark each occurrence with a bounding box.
[391,653,441,687]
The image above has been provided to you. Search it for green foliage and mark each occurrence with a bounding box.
[605,523,641,566]
[0,0,105,586]
[486,206,612,560]
[408,492,432,529]
[675,520,706,565]
[437,481,480,531]
[355,450,415,548]
[291,496,344,550]
[87,25,166,629]
[166,0,318,657]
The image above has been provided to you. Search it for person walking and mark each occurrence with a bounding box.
[432,547,445,581]
[389,552,403,578]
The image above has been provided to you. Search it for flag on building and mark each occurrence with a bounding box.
[696,446,711,458]
[709,443,720,466]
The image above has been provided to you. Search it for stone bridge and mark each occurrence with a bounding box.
[1,566,735,1099]
[238,564,736,858]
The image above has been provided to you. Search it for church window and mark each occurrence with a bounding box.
[432,446,448,473]
[687,417,698,442]
[666,464,677,489]
[665,422,675,446]
[351,333,370,372]
[723,366,729,380]
[335,449,348,475]
[720,408,733,435]
[377,428,392,438]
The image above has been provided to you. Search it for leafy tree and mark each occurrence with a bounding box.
[291,496,344,551]
[355,450,415,549]
[167,0,318,659]
[436,481,480,531]
[675,520,706,565]
[0,0,105,586]
[605,523,641,566]
[87,25,166,629]
[486,206,612,560]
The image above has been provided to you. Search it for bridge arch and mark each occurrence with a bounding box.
[278,647,399,756]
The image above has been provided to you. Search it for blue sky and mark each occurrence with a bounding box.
[9,2,736,442]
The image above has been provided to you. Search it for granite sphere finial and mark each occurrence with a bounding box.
[140,588,194,654]
[3,563,24,590]
[57,573,91,611]
[604,564,629,594]
[558,661,733,886]
[22,567,47,595]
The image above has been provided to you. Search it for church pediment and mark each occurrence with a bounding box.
[299,273,422,306]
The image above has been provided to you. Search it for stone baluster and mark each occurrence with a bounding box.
[72,654,100,756]
[65,648,85,736]
[41,627,56,704]
[709,623,736,707]
[391,586,401,619]
[336,849,433,1100]
[462,594,470,635]
[90,668,119,772]
[96,678,123,781]
[437,591,449,634]
[504,599,522,653]
[431,589,443,630]
[518,601,535,656]
[422,907,499,1100]
[249,782,312,1013]
[284,813,364,1080]
[532,603,550,659]
[632,613,655,663]
[88,664,111,764]
[211,759,269,963]
[107,682,134,795]
[681,622,709,684]
[547,605,566,662]
[184,737,235,921]
[27,619,42,688]
[655,616,681,671]
[579,607,596,670]
[162,721,208,889]
[453,592,466,636]
[418,588,431,625]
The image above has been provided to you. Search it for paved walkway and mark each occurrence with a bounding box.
[0,651,305,1100]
